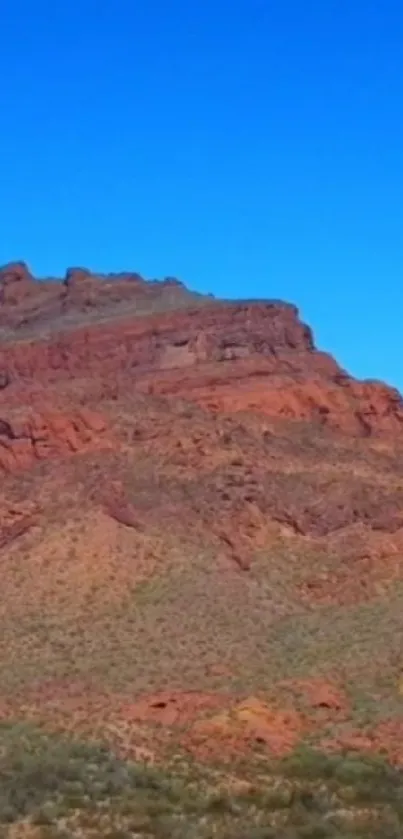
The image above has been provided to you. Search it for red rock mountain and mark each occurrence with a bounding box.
[1,260,403,769]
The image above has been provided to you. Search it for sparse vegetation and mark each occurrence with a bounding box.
[0,724,401,838]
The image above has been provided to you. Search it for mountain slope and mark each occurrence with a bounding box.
[1,261,403,771]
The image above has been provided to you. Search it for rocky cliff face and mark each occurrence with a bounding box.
[1,260,403,767]
[1,261,402,438]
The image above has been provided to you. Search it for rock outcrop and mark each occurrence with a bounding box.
[0,499,38,549]
[0,408,110,472]
[0,262,402,437]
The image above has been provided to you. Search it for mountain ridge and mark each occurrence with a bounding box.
[1,260,402,439]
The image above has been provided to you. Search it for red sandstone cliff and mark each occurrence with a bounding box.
[0,260,402,439]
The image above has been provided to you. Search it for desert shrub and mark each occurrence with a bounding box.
[0,724,401,837]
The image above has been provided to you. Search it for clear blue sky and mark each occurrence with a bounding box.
[1,1,402,388]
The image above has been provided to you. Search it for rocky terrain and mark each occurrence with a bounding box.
[1,260,403,836]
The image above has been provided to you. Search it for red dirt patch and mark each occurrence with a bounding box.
[120,691,228,727]
[185,697,305,761]
[280,678,349,715]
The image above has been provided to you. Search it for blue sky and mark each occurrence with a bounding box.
[1,1,402,389]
